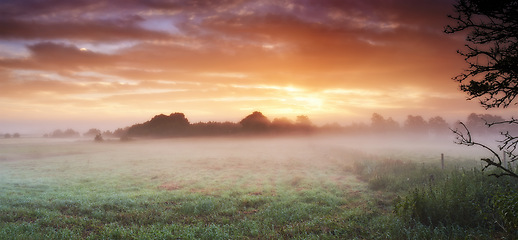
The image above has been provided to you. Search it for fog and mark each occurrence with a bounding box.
[0,134,491,180]
[0,116,513,238]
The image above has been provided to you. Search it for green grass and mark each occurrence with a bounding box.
[0,180,384,239]
[352,155,518,238]
[0,137,516,239]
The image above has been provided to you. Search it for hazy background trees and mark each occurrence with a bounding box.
[44,129,80,138]
[428,116,450,135]
[370,113,399,133]
[120,111,480,138]
[84,128,102,138]
[31,110,509,140]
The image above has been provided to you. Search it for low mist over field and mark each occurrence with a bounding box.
[2,134,509,239]
[0,134,486,191]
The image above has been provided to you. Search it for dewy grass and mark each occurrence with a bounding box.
[0,136,514,239]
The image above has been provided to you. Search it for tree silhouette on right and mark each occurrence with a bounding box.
[446,0,518,108]
[446,0,518,178]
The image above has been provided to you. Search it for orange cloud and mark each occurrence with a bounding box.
[2,0,488,132]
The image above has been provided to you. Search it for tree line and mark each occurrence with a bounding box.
[124,112,315,137]
[42,128,128,139]
[35,111,514,140]
[103,111,517,139]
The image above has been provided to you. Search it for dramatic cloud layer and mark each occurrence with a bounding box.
[0,0,495,132]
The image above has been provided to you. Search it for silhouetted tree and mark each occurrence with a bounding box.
[4,133,11,138]
[295,115,315,133]
[127,112,190,137]
[385,117,400,132]
[446,0,518,109]
[63,129,80,138]
[371,113,384,130]
[465,113,506,134]
[102,130,113,137]
[51,129,63,137]
[371,113,399,133]
[239,111,270,132]
[94,133,103,142]
[404,115,428,134]
[465,113,488,134]
[296,115,311,126]
[84,128,102,137]
[50,129,80,138]
[447,0,518,178]
[428,116,450,134]
[271,117,295,132]
[112,128,128,137]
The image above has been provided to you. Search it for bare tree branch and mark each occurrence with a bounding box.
[452,122,518,178]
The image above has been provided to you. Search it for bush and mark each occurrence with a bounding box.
[94,134,103,142]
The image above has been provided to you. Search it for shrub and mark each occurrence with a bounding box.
[94,134,104,142]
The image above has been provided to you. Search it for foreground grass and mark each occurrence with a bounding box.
[0,137,386,239]
[354,157,518,239]
[0,181,387,239]
[0,137,516,239]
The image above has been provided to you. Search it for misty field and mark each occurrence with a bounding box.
[0,136,516,239]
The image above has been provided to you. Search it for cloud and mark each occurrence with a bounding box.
[0,18,173,41]
[0,0,477,126]
[0,0,98,18]
[0,42,117,71]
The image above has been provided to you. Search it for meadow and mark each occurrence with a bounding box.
[0,136,516,239]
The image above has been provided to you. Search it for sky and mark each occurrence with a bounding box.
[0,0,506,133]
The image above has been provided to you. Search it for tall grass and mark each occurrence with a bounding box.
[352,157,518,238]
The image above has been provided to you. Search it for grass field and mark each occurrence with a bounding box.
[0,136,515,239]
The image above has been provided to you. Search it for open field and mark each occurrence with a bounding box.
[0,136,515,239]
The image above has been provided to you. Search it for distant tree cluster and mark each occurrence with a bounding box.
[2,133,20,138]
[460,113,518,135]
[39,111,508,140]
[84,128,128,139]
[42,127,129,139]
[44,129,80,138]
[125,111,317,138]
[367,113,451,136]
[367,112,516,137]
[121,111,501,139]
[127,113,190,137]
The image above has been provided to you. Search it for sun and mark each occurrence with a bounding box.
[294,96,323,110]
